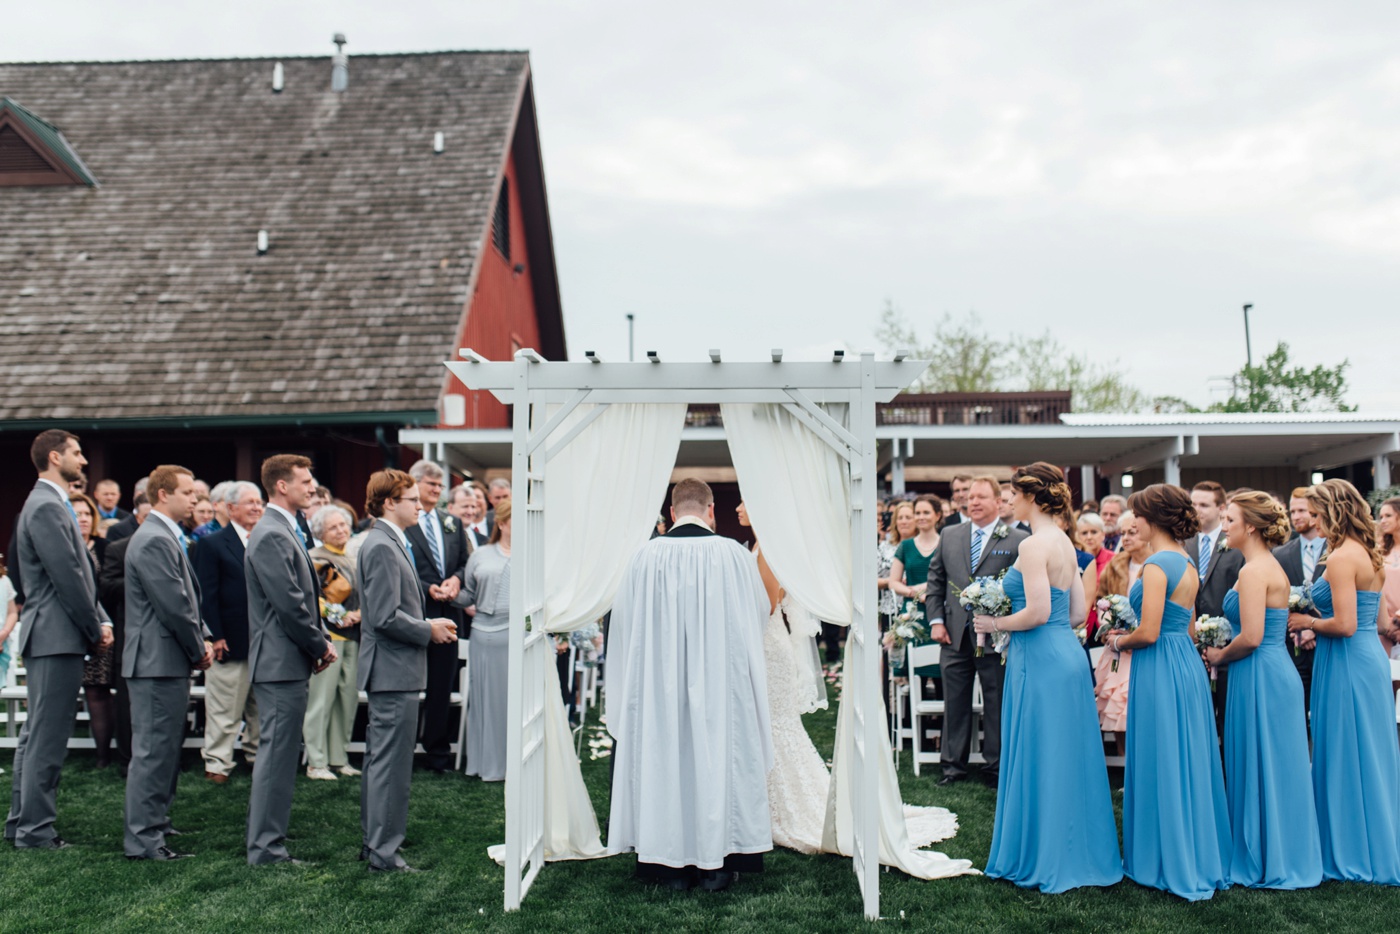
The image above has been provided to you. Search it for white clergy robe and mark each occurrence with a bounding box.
[605,520,774,870]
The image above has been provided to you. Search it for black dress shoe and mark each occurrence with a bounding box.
[978,772,999,789]
[358,845,370,862]
[368,862,422,873]
[164,827,190,837]
[936,775,964,787]
[698,870,736,892]
[127,846,193,861]
[20,837,70,850]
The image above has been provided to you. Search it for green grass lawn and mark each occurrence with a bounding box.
[1,691,1395,933]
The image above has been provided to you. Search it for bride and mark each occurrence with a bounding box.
[737,503,958,854]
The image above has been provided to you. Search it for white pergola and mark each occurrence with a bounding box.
[437,348,929,920]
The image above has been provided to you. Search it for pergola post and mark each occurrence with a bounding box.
[1376,454,1393,491]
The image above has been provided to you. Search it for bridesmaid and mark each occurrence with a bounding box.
[973,463,1122,893]
[1201,492,1322,889]
[1104,483,1230,900]
[1287,479,1400,884]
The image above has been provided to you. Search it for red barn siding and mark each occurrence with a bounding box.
[446,147,544,428]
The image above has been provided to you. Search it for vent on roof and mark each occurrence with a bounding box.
[331,33,348,92]
[0,98,98,187]
[491,178,511,260]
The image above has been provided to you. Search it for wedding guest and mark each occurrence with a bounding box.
[71,492,118,767]
[1378,497,1400,651]
[943,474,972,527]
[1105,484,1229,900]
[878,502,917,622]
[105,490,149,544]
[1193,480,1244,732]
[305,505,363,780]
[456,500,512,781]
[889,496,941,609]
[485,477,511,533]
[1099,495,1127,552]
[1287,480,1400,884]
[926,477,1027,787]
[1273,488,1324,719]
[1078,512,1113,640]
[193,481,263,784]
[5,430,113,849]
[467,487,491,547]
[189,495,215,538]
[1200,491,1321,888]
[1082,499,1100,516]
[1093,511,1142,753]
[194,481,233,540]
[975,463,1122,892]
[93,479,129,522]
[0,556,18,688]
[446,485,474,523]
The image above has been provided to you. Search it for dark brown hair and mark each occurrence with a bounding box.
[1228,490,1291,548]
[1010,462,1073,519]
[261,454,314,498]
[1129,483,1201,541]
[1192,480,1226,508]
[364,469,416,519]
[30,429,78,473]
[69,492,100,543]
[1381,497,1400,556]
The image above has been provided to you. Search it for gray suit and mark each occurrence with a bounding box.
[1274,536,1324,717]
[5,480,110,847]
[1195,532,1244,731]
[356,522,432,870]
[925,519,1028,780]
[123,516,206,857]
[243,508,329,865]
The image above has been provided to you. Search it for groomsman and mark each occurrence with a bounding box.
[123,465,214,860]
[925,476,1027,787]
[1192,481,1244,732]
[244,454,336,865]
[404,460,471,772]
[5,430,113,849]
[357,470,457,871]
[193,481,264,783]
[1273,487,1325,718]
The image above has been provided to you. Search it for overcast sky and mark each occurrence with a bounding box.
[9,1,1399,409]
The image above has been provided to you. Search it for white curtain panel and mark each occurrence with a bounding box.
[720,402,852,625]
[496,401,686,863]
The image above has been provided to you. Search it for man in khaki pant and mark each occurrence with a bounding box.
[192,481,263,782]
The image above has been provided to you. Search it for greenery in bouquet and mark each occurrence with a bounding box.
[1095,593,1138,670]
[953,573,1010,658]
[881,602,928,655]
[320,599,348,628]
[1193,615,1233,690]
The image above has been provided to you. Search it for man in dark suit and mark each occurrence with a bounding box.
[357,470,457,871]
[105,491,149,544]
[1192,481,1244,732]
[5,430,113,850]
[940,474,972,528]
[244,454,336,866]
[1273,486,1325,719]
[97,529,138,773]
[192,481,264,783]
[123,465,213,860]
[93,479,131,522]
[403,460,471,773]
[926,475,1028,788]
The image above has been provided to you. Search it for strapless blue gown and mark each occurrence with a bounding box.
[1122,551,1230,899]
[1310,578,1400,884]
[1221,590,1322,888]
[985,568,1122,892]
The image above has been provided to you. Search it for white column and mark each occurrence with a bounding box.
[1376,454,1393,491]
[1079,465,1095,503]
[1163,454,1181,488]
[890,453,905,496]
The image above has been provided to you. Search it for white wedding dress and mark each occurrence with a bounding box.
[764,601,959,854]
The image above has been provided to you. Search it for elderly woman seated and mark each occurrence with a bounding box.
[304,503,363,779]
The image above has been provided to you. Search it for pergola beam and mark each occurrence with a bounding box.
[1098,435,1199,475]
[1293,432,1400,471]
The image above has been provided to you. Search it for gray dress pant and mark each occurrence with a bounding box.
[5,654,84,846]
[125,676,191,857]
[938,626,1004,779]
[362,690,419,870]
[246,679,310,864]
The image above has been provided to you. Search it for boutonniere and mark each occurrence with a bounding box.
[1216,538,1228,553]
[443,516,457,533]
[991,524,1009,541]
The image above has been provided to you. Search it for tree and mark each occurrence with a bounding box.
[875,302,1001,392]
[1210,342,1355,413]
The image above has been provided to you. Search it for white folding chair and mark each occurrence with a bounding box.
[1088,646,1106,669]
[969,675,987,764]
[1389,658,1400,731]
[888,654,911,758]
[907,642,945,776]
[454,638,471,771]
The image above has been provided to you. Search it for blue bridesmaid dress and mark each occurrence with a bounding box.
[1221,589,1322,888]
[1122,551,1231,900]
[1309,578,1400,883]
[985,567,1123,892]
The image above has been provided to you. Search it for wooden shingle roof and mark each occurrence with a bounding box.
[0,52,556,424]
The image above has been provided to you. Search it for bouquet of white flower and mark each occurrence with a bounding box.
[953,574,1012,658]
[1287,585,1316,657]
[881,603,929,655]
[321,600,348,628]
[1074,624,1088,646]
[1095,594,1139,671]
[1193,615,1233,690]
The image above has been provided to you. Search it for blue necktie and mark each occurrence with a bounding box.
[970,527,984,573]
[404,537,415,566]
[64,497,81,531]
[1199,534,1212,578]
[294,519,310,550]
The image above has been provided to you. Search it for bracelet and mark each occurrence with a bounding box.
[992,620,1001,634]
[1112,636,1122,653]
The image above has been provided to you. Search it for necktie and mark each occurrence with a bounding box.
[420,512,445,577]
[1302,539,1318,582]
[970,527,984,573]
[64,497,81,531]
[1199,534,1212,578]
[404,537,415,566]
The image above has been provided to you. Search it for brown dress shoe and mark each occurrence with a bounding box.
[205,771,229,785]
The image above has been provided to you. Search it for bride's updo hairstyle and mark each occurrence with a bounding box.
[1307,479,1383,573]
[1010,462,1073,519]
[1128,483,1200,541]
[1228,490,1291,548]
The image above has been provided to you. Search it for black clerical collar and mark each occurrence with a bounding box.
[665,519,715,538]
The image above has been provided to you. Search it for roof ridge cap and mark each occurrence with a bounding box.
[0,50,530,66]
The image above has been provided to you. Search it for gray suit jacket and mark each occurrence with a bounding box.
[123,516,207,677]
[356,522,432,693]
[245,509,329,683]
[1274,536,1325,588]
[15,480,109,657]
[1195,533,1245,619]
[926,519,1029,649]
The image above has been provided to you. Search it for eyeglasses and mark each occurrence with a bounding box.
[395,495,422,504]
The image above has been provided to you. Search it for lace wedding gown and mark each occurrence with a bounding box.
[764,603,958,854]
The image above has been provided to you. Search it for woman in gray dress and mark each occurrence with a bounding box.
[458,499,511,781]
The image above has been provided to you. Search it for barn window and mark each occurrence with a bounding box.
[491,177,511,260]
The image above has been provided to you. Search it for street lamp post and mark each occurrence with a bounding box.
[626,313,635,362]
[1242,303,1253,369]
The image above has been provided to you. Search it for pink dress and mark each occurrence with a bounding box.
[1094,560,1142,733]
[1382,550,1400,656]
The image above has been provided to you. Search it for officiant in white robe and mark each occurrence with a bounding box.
[606,478,774,892]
